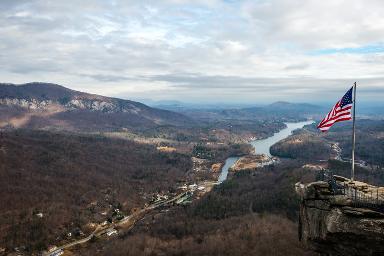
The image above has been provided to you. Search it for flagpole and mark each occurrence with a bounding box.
[351,82,357,181]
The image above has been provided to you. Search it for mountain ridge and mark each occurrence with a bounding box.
[0,82,194,131]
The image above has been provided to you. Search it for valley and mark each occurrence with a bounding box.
[3,1,384,254]
[0,83,383,256]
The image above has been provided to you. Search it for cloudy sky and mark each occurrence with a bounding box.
[1,0,383,104]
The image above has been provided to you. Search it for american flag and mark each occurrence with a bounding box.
[317,87,353,132]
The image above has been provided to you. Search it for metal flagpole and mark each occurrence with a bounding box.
[351,82,357,181]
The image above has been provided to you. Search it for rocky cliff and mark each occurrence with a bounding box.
[296,178,384,256]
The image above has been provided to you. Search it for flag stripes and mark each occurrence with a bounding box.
[317,87,353,132]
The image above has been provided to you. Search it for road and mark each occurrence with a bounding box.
[44,191,193,256]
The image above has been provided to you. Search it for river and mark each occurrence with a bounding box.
[217,120,314,183]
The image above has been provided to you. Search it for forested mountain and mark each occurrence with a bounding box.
[0,83,193,132]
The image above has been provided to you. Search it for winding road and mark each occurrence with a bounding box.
[44,191,192,256]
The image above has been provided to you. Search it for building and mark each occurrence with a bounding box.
[106,229,118,236]
[49,249,64,256]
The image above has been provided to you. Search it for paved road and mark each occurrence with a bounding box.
[44,191,192,256]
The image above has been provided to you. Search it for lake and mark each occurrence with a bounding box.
[217,120,314,183]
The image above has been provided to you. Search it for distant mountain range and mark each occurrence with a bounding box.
[175,101,325,123]
[241,101,324,116]
[0,82,193,132]
[267,101,321,111]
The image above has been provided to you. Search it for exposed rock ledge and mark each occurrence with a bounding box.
[296,179,384,255]
[0,97,142,114]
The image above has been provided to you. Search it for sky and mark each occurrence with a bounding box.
[1,0,384,104]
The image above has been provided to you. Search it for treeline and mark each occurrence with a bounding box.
[0,129,192,252]
[270,131,331,160]
[192,143,252,161]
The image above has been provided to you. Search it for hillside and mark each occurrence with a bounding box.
[0,83,193,132]
[78,160,317,256]
[274,120,384,167]
[0,129,192,252]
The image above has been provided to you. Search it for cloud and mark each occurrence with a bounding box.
[79,74,138,82]
[0,0,383,103]
[241,0,384,49]
[149,73,384,95]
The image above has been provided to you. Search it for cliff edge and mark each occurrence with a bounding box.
[296,176,384,255]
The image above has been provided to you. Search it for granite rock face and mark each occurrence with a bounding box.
[296,180,384,256]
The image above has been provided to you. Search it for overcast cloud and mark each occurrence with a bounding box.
[0,0,383,103]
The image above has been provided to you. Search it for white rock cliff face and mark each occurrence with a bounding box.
[66,99,117,112]
[0,98,54,110]
[0,97,142,114]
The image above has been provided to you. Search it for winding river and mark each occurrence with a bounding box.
[217,120,314,183]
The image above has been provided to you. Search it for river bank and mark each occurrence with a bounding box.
[218,120,314,182]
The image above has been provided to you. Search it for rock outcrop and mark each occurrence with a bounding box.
[0,97,144,114]
[296,179,384,255]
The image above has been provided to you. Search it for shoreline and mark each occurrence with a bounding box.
[217,120,314,182]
